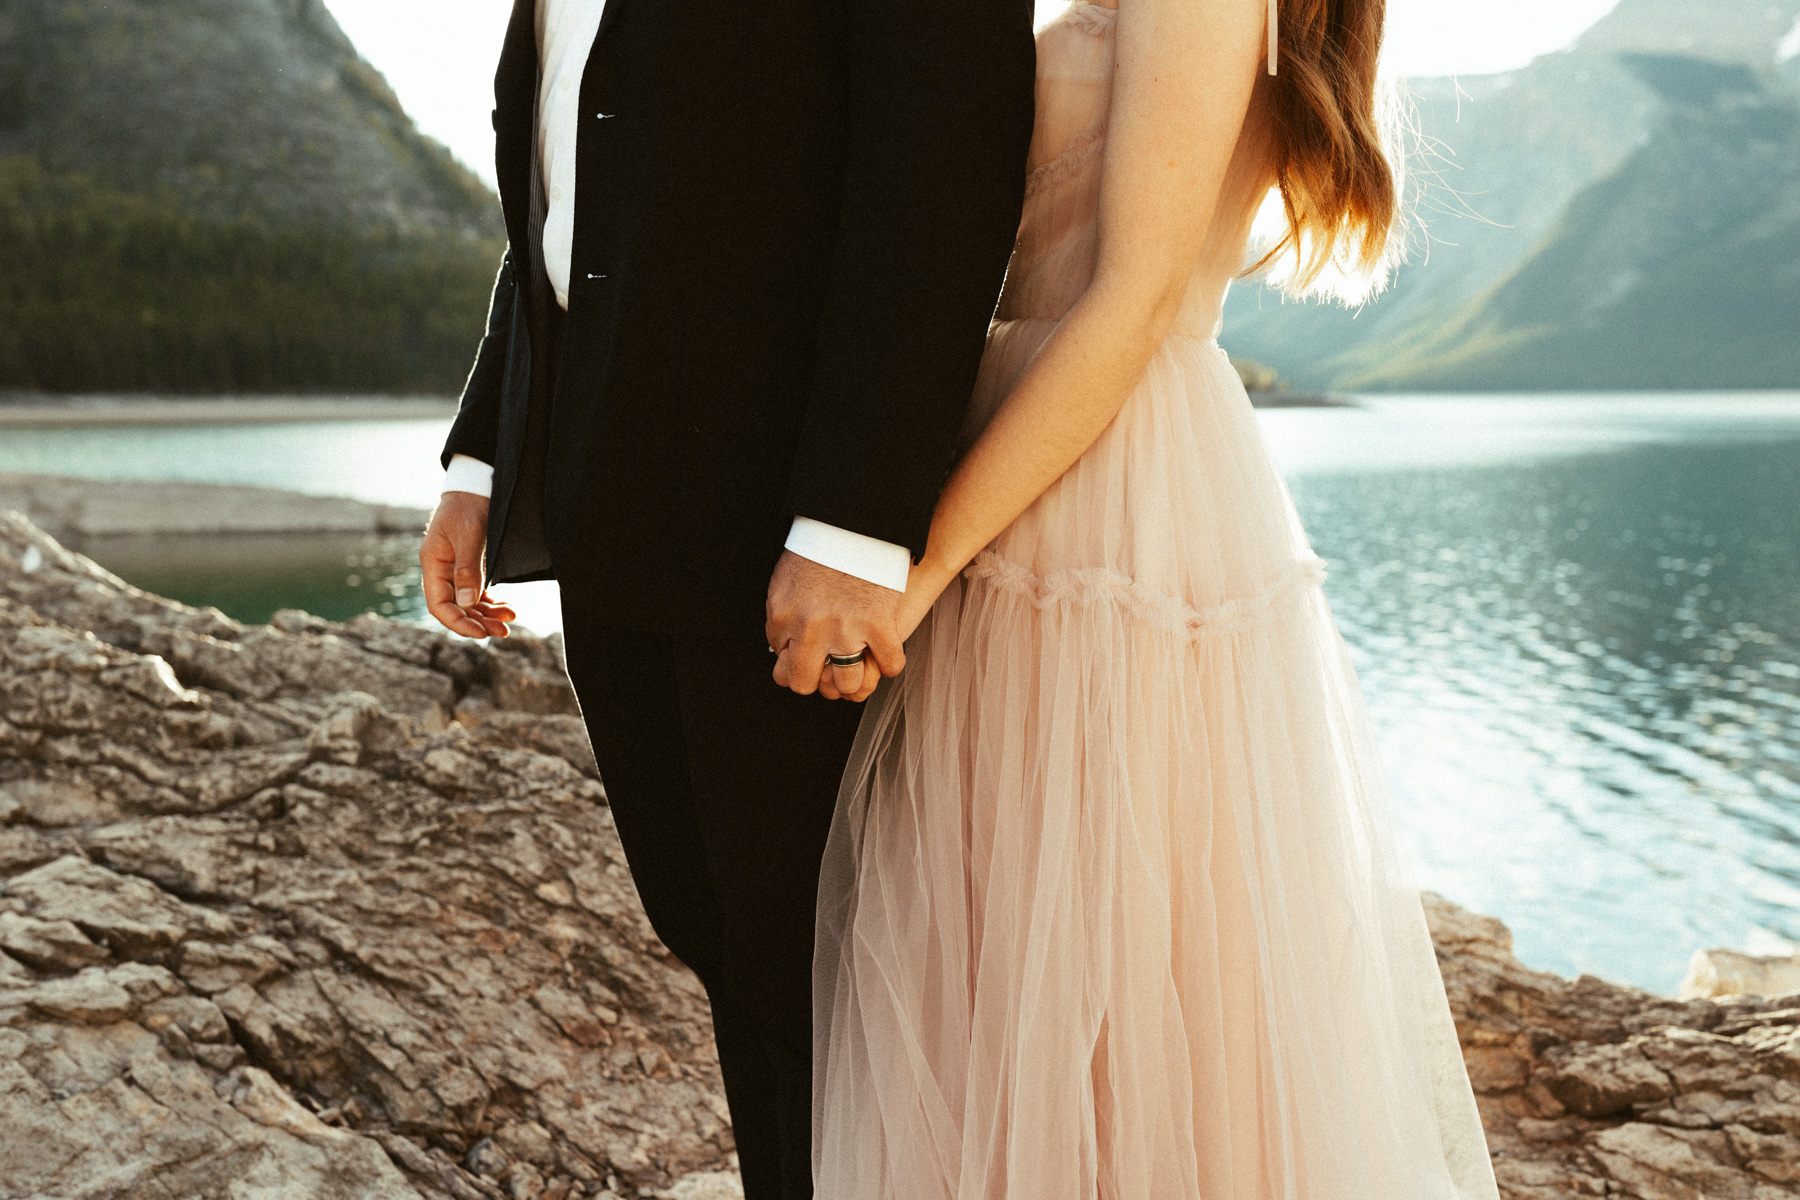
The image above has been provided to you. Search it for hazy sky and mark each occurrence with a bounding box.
[324,0,1622,187]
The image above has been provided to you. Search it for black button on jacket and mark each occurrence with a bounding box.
[442,0,1038,639]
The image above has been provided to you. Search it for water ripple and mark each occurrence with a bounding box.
[1290,438,1800,990]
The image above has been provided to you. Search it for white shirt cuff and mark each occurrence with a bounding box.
[785,516,912,592]
[442,454,495,499]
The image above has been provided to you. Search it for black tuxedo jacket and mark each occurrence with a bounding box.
[442,0,1037,637]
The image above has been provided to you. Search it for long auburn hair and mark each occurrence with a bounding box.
[1253,0,1404,303]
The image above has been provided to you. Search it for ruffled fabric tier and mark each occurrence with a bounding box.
[813,321,1498,1199]
[814,563,1494,1199]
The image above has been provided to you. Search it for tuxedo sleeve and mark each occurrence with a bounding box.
[783,0,1037,559]
[440,252,518,470]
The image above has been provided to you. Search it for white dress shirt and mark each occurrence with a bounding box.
[536,0,605,311]
[443,0,913,594]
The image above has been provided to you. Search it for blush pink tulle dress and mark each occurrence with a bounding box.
[812,3,1501,1197]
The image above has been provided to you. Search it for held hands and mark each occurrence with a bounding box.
[423,499,938,676]
[766,550,909,702]
[420,492,517,640]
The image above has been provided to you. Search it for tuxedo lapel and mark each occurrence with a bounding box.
[493,0,540,258]
[594,0,631,51]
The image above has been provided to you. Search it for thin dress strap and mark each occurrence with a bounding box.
[1267,0,1279,75]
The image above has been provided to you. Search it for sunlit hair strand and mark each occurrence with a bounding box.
[1251,0,1406,305]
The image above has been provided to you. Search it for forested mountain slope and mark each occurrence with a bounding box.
[0,0,504,394]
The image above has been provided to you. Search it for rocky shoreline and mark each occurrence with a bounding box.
[0,396,459,429]
[2,510,1798,1198]
[0,474,431,543]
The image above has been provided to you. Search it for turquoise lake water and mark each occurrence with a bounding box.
[4,392,1798,993]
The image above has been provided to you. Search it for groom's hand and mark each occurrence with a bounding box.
[766,550,906,702]
[421,492,516,639]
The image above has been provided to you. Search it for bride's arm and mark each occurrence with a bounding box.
[898,0,1268,636]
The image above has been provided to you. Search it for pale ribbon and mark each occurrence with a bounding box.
[1267,0,1279,75]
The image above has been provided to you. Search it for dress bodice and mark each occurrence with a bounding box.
[994,1,1278,342]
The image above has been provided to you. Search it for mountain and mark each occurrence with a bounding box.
[7,0,1789,396]
[1219,0,1800,392]
[0,0,505,394]
[1353,55,1800,390]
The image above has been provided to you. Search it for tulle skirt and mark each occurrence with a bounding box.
[811,320,1499,1200]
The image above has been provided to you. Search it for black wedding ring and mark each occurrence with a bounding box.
[827,648,869,668]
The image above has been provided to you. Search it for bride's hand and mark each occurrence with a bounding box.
[808,561,953,700]
[895,560,956,644]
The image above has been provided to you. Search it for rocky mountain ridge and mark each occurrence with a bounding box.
[1220,0,1800,391]
[0,0,496,237]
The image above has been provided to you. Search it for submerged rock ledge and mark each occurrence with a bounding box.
[0,473,431,542]
[0,510,1796,1199]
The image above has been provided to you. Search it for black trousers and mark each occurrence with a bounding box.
[557,611,864,1200]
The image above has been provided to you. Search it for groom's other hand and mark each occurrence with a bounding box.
[766,550,905,702]
[421,493,516,640]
